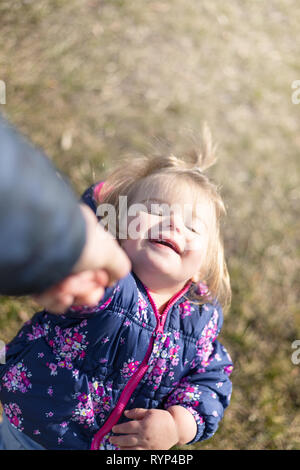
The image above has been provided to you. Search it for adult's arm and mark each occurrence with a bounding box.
[0,115,86,295]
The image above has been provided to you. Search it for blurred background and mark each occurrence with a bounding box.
[0,0,299,449]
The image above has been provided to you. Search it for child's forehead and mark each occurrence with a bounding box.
[133,174,211,213]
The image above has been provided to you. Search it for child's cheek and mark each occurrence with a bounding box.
[185,234,206,252]
[126,211,151,240]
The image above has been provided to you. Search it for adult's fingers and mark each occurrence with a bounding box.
[34,294,74,314]
[93,223,131,283]
[72,286,105,306]
[73,204,131,283]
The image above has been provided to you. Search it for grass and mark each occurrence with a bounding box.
[0,0,299,450]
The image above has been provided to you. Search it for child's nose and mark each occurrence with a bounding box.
[167,211,185,233]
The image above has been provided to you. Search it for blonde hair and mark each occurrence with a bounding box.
[96,125,231,314]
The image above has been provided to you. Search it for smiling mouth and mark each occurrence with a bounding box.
[148,239,181,255]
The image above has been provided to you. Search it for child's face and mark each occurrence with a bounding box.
[120,176,214,287]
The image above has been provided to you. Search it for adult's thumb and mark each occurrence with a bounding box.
[73,204,131,283]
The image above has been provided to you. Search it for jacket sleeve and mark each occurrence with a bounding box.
[0,115,86,295]
[163,302,233,444]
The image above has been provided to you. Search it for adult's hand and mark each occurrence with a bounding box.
[33,204,131,313]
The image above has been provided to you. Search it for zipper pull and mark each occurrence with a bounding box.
[157,315,164,333]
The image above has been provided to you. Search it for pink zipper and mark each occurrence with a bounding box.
[90,279,192,450]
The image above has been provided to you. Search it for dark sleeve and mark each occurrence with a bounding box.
[0,115,87,295]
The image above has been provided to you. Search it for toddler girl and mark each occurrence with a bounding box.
[0,132,233,450]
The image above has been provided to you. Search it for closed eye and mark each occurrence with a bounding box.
[151,208,164,216]
[186,225,201,234]
[149,203,167,216]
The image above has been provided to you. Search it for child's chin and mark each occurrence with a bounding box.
[143,255,177,275]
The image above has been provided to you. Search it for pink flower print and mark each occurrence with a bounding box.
[20,372,30,388]
[3,362,32,393]
[38,352,44,358]
[185,385,196,393]
[4,403,24,432]
[156,358,166,368]
[73,333,83,343]
[212,410,219,417]
[27,323,49,341]
[47,386,53,396]
[179,301,193,319]
[195,309,219,367]
[163,378,203,409]
[102,396,110,408]
[196,282,210,297]
[216,382,223,389]
[169,346,179,360]
[11,415,20,428]
[61,422,68,428]
[45,411,54,418]
[48,363,58,376]
[120,358,140,379]
[73,379,114,427]
[58,437,63,445]
[72,393,95,426]
[174,331,180,340]
[224,365,233,376]
[99,296,113,310]
[78,392,89,403]
[101,336,109,344]
[120,337,125,345]
[97,387,105,399]
[33,430,41,435]
[128,361,139,373]
[137,291,148,323]
[46,324,89,374]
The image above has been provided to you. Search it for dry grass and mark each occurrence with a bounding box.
[0,0,299,449]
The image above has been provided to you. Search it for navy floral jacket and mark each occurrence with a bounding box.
[0,186,233,450]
